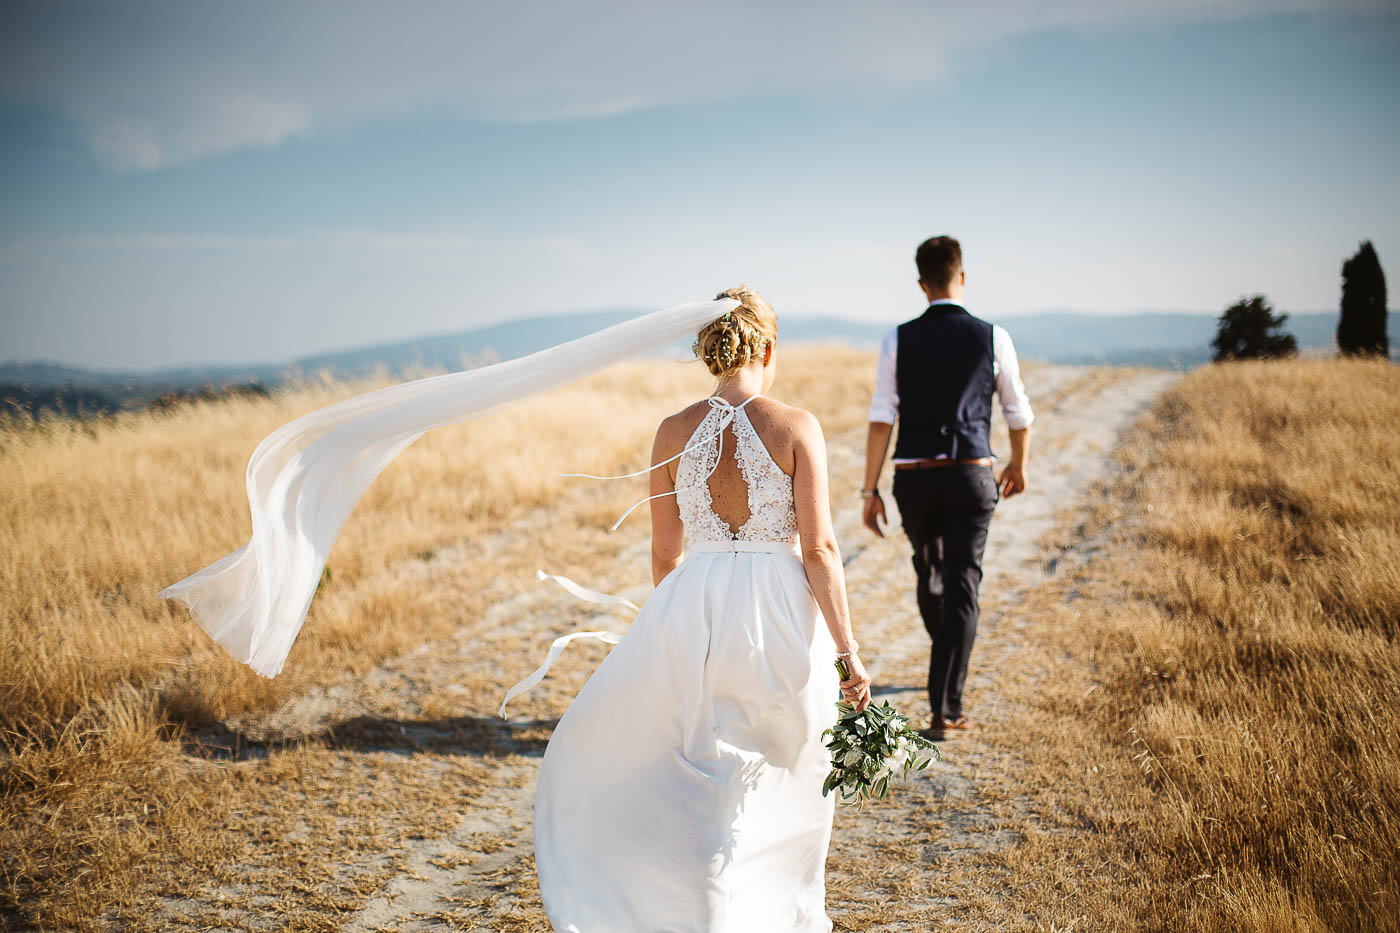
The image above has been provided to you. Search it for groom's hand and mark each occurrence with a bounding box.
[861,492,886,537]
[998,463,1027,498]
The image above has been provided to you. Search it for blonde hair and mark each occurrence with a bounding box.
[692,285,778,377]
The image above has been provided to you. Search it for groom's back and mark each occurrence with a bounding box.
[892,308,997,461]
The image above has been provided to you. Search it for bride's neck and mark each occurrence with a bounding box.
[713,364,765,403]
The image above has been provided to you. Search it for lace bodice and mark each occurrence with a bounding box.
[674,397,799,545]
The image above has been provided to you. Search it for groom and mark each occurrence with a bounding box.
[860,235,1034,738]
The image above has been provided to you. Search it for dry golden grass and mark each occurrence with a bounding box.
[12,350,1392,931]
[1,344,876,929]
[1006,358,1400,931]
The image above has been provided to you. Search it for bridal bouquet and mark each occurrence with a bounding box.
[821,658,940,807]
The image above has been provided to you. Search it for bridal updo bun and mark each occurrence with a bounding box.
[694,285,778,377]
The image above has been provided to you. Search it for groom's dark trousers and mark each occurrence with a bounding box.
[892,464,997,720]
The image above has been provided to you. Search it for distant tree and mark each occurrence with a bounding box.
[1211,295,1298,362]
[1338,241,1388,357]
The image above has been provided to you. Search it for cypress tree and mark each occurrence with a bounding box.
[1212,295,1298,362]
[1338,241,1388,357]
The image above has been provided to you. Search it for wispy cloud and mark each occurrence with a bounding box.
[1,0,1383,171]
[2,229,590,259]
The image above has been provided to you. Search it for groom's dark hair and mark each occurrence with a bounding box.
[915,236,962,288]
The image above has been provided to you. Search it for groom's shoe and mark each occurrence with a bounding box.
[923,714,976,740]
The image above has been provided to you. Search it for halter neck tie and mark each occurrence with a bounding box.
[560,394,759,530]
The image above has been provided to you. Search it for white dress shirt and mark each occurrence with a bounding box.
[868,299,1035,462]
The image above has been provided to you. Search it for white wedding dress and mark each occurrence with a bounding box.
[532,395,840,932]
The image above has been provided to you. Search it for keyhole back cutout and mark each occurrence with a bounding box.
[704,420,752,536]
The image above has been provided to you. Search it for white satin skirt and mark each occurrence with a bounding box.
[534,540,839,933]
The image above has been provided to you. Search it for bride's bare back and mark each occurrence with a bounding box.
[707,416,756,534]
[662,394,802,536]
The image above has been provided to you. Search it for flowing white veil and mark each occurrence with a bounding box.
[158,296,739,678]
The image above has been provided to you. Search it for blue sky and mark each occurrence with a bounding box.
[1,2,1397,370]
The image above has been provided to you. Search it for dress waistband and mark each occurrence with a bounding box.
[689,540,801,555]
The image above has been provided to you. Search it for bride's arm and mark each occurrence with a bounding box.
[792,411,872,710]
[649,418,685,586]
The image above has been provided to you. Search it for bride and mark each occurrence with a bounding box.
[531,286,871,932]
[156,284,870,932]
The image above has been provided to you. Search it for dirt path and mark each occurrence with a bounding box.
[154,365,1177,932]
[817,366,1179,931]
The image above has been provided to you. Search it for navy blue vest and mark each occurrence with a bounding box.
[892,304,996,460]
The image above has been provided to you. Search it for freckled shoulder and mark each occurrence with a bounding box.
[744,396,821,468]
[654,400,713,460]
[760,394,820,424]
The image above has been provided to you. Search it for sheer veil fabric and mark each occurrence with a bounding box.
[158,297,740,677]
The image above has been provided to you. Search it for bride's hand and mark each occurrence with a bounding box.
[839,654,872,711]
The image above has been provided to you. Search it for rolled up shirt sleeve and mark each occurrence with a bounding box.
[992,325,1034,430]
[868,327,899,424]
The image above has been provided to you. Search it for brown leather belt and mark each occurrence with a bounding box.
[894,457,995,470]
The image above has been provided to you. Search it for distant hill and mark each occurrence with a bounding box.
[3,308,1393,418]
[781,310,1397,368]
[996,310,1397,368]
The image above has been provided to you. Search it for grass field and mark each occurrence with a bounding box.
[3,351,1397,930]
[1011,357,1400,931]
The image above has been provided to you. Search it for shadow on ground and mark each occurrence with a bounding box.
[180,713,555,761]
